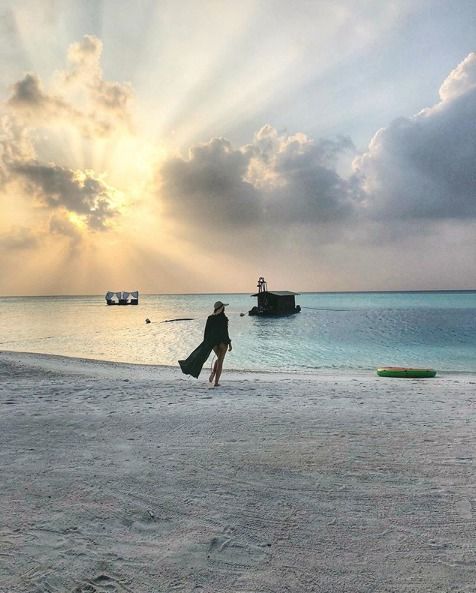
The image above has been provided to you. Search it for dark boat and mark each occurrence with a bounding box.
[248,277,301,316]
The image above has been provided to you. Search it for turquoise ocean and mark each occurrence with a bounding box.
[0,292,475,373]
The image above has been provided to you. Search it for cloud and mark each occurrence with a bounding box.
[9,72,62,112]
[49,212,82,248]
[0,114,35,185]
[161,137,262,227]
[1,113,122,233]
[0,38,128,234]
[5,35,133,137]
[353,52,476,221]
[6,72,95,129]
[66,34,103,75]
[159,50,476,259]
[61,35,133,128]
[439,52,476,102]
[0,35,130,241]
[10,161,120,230]
[246,125,358,223]
[160,125,357,232]
[0,226,39,250]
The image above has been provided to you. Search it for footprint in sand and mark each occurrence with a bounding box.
[455,499,472,519]
[207,533,267,566]
[74,573,131,593]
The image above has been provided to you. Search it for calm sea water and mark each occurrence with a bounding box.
[0,292,475,373]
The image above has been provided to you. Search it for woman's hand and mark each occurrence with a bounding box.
[228,343,232,352]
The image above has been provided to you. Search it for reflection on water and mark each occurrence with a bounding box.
[0,292,475,372]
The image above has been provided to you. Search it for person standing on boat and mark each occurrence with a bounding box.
[205,301,232,387]
[178,301,232,386]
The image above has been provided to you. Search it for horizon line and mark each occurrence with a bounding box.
[1,288,476,298]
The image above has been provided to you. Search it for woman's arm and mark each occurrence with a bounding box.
[224,317,231,348]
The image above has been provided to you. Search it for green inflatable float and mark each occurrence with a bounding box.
[377,367,437,378]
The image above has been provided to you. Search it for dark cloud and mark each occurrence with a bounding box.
[161,53,476,246]
[8,73,51,109]
[250,126,357,223]
[161,137,262,227]
[11,161,119,230]
[160,126,357,231]
[0,226,39,250]
[354,52,476,220]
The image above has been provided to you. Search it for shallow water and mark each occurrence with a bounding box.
[0,292,475,372]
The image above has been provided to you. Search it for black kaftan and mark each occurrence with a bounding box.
[178,312,231,378]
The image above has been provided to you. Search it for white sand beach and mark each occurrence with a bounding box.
[0,351,475,593]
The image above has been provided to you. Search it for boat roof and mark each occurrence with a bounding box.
[251,291,299,297]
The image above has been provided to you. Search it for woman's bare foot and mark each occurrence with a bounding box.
[214,383,220,387]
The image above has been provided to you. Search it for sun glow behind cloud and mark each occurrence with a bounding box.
[1,1,476,295]
[1,30,165,247]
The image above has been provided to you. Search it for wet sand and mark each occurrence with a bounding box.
[0,351,475,592]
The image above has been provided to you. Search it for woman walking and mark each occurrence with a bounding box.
[179,301,232,386]
[205,301,232,386]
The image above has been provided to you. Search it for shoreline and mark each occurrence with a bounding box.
[1,350,475,592]
[2,349,476,378]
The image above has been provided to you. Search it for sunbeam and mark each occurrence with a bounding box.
[1,0,476,295]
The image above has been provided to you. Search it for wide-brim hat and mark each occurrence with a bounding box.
[214,301,229,311]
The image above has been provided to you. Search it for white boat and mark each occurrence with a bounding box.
[105,291,139,305]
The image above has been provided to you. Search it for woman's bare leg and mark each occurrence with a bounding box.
[214,344,227,386]
[209,356,218,383]
[209,346,220,383]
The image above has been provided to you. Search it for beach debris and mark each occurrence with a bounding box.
[240,312,245,317]
[145,318,151,324]
[161,318,194,323]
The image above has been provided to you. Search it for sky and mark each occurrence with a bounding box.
[0,0,475,295]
